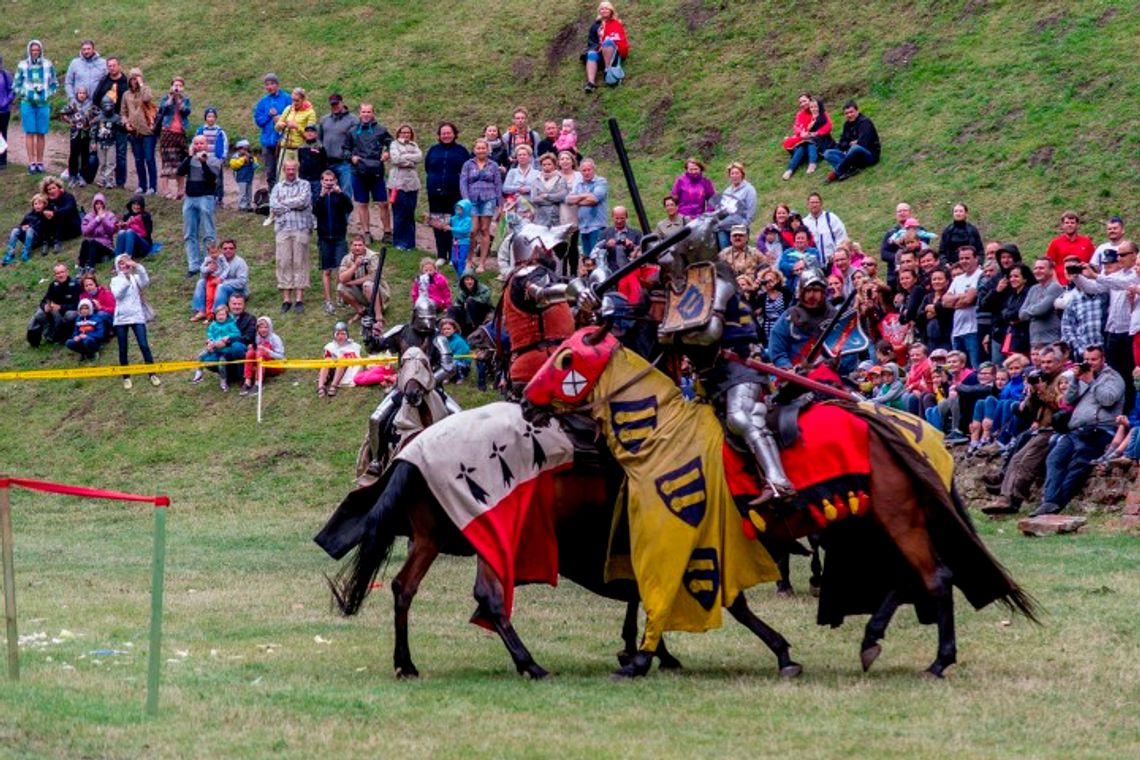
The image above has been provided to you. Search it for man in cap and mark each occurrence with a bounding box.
[253,73,291,189]
[319,93,358,194]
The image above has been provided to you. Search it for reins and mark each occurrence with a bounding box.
[569,354,662,413]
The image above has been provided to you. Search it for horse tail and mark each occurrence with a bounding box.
[329,461,418,616]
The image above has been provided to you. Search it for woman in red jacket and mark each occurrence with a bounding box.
[583,2,630,93]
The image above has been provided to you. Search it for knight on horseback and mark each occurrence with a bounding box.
[499,222,581,397]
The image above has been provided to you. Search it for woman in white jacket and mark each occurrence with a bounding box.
[387,124,422,251]
[110,253,161,389]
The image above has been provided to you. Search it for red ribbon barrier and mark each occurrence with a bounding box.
[0,478,167,507]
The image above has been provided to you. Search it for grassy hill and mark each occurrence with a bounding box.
[1,2,1139,757]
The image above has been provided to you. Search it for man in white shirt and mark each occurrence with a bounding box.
[941,246,983,367]
[1074,240,1138,413]
[802,191,847,267]
[1089,215,1125,269]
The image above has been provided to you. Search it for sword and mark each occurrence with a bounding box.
[361,246,387,345]
[804,287,858,364]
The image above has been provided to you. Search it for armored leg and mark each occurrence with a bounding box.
[367,389,402,475]
[725,383,794,495]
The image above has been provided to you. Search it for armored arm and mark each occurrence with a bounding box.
[432,333,456,385]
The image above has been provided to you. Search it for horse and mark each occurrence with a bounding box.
[316,402,804,681]
[524,326,1039,678]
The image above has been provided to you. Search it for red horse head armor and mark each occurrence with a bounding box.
[524,326,620,407]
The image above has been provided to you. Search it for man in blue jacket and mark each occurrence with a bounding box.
[253,73,291,190]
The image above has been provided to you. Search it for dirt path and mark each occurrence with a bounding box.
[4,122,453,255]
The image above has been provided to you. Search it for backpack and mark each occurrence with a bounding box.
[254,187,270,216]
[604,60,625,86]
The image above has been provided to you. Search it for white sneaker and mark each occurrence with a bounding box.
[149,374,162,387]
[123,377,133,390]
[781,170,792,181]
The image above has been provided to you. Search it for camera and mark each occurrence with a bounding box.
[1026,369,1044,385]
[1065,263,1084,275]
[1078,361,1092,374]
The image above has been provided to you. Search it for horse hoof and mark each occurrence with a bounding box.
[523,665,550,680]
[809,583,821,598]
[616,651,633,668]
[394,665,420,680]
[860,644,882,672]
[611,651,653,679]
[779,662,803,680]
[775,587,795,599]
[657,655,683,671]
[920,667,945,681]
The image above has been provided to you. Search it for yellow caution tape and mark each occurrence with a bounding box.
[0,354,476,381]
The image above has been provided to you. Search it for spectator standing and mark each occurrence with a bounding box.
[423,123,469,263]
[92,57,129,186]
[177,134,221,277]
[998,263,1033,357]
[229,140,260,211]
[670,158,715,218]
[530,152,569,228]
[275,87,318,164]
[1074,243,1139,413]
[110,254,160,389]
[345,102,393,244]
[252,73,290,190]
[1031,346,1124,517]
[802,191,847,266]
[504,107,540,163]
[596,206,642,270]
[155,76,191,198]
[942,246,983,367]
[715,162,757,249]
[977,243,1023,363]
[388,124,423,251]
[113,195,153,259]
[59,86,95,187]
[535,121,559,161]
[485,124,510,175]
[1059,255,1108,356]
[1019,259,1063,347]
[824,100,880,183]
[297,124,327,199]
[269,159,313,313]
[718,225,765,279]
[654,195,685,240]
[939,203,984,265]
[26,262,82,346]
[13,39,57,173]
[556,151,582,226]
[313,170,354,315]
[120,69,158,195]
[91,94,121,188]
[64,40,106,104]
[568,158,609,258]
[195,107,228,206]
[502,144,536,205]
[1090,215,1126,269]
[1045,211,1095,285]
[918,267,954,352]
[880,202,911,287]
[583,1,630,93]
[459,137,503,273]
[0,54,13,169]
[319,93,358,192]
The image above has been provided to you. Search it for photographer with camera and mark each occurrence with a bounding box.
[177,134,221,277]
[1058,254,1109,357]
[1071,242,1139,414]
[1028,345,1124,517]
[595,206,642,271]
[983,347,1066,515]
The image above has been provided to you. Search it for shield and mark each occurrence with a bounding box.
[659,262,716,335]
[609,395,658,453]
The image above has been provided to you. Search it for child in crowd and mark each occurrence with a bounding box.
[411,258,453,311]
[3,194,48,265]
[555,118,577,153]
[78,192,118,272]
[888,217,936,249]
[240,316,286,395]
[92,96,122,189]
[756,223,784,259]
[298,124,327,200]
[872,363,907,409]
[192,302,243,391]
[81,273,116,338]
[318,321,362,397]
[59,85,95,187]
[195,107,229,206]
[190,244,230,321]
[229,139,261,212]
[439,317,471,383]
[64,299,104,360]
[449,199,473,274]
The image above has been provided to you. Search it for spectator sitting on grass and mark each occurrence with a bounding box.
[113,195,154,259]
[439,317,471,383]
[78,192,117,271]
[3,192,47,265]
[318,322,362,397]
[192,302,243,391]
[583,1,630,93]
[337,236,387,324]
[41,176,82,253]
[27,262,82,347]
[240,316,286,396]
[64,299,104,360]
[823,100,880,183]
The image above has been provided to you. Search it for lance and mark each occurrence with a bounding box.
[722,351,859,402]
[608,118,651,235]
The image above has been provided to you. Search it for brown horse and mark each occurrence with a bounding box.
[524,326,1039,678]
[315,409,803,680]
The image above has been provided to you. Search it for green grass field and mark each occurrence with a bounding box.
[2,2,1139,757]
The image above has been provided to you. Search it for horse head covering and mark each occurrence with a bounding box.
[524,326,619,408]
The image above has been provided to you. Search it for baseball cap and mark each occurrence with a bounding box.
[328,93,343,104]
[730,224,747,236]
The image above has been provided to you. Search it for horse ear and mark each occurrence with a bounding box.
[584,323,611,346]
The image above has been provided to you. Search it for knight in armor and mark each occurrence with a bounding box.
[500,222,579,396]
[767,266,864,374]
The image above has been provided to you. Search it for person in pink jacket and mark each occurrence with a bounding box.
[669,157,715,218]
[411,257,453,311]
[78,192,118,271]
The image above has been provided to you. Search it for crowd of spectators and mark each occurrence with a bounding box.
[1,22,1133,518]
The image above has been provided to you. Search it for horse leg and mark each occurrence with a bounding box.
[654,638,683,670]
[924,571,958,679]
[775,552,794,598]
[727,593,802,679]
[808,536,823,598]
[616,599,639,667]
[472,560,549,679]
[391,537,440,679]
[860,589,902,672]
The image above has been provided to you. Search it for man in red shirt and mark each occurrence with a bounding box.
[1045,210,1095,285]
